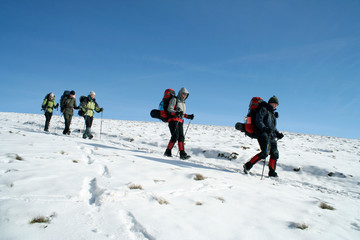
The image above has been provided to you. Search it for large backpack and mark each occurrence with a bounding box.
[235,97,264,138]
[150,89,176,122]
[42,93,52,110]
[78,96,88,116]
[60,90,70,112]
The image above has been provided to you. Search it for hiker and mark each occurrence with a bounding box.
[62,90,79,135]
[164,87,194,160]
[80,91,103,139]
[42,92,59,132]
[243,96,284,177]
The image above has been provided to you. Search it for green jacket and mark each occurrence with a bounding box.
[63,97,79,116]
[42,98,57,113]
[81,96,101,117]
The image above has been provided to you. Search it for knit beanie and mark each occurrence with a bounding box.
[268,96,279,105]
[70,90,75,95]
[89,91,96,96]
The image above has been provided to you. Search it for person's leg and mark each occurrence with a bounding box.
[164,121,179,156]
[243,135,269,173]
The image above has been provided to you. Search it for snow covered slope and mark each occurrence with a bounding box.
[0,112,359,240]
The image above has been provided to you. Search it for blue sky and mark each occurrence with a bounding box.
[1,0,359,139]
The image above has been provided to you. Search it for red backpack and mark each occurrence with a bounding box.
[150,89,176,122]
[235,97,263,138]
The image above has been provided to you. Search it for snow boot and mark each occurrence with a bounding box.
[268,159,278,177]
[164,149,172,157]
[268,169,278,177]
[243,162,253,174]
[180,151,191,160]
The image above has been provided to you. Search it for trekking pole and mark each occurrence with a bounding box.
[184,119,192,137]
[260,138,270,180]
[100,111,103,139]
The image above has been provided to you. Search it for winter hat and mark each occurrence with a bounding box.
[268,95,279,105]
[70,90,75,95]
[89,91,96,96]
[49,92,54,98]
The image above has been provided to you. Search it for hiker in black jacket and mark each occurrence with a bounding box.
[243,96,284,177]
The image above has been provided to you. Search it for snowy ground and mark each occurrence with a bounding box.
[0,112,359,240]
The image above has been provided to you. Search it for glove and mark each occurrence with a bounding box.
[187,114,194,120]
[55,103,59,109]
[100,108,104,112]
[277,132,284,140]
[274,112,279,118]
[175,111,184,118]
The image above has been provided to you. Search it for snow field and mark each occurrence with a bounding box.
[0,112,359,240]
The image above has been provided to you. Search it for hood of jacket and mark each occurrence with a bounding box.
[177,88,189,102]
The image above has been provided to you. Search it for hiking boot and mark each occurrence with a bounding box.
[243,162,253,174]
[268,169,278,177]
[67,130,71,135]
[180,151,191,160]
[164,149,172,157]
[44,129,49,132]
[89,135,94,140]
[83,134,87,139]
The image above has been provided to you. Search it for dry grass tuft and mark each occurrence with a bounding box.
[153,196,169,205]
[29,216,51,224]
[195,202,203,206]
[129,184,143,190]
[319,202,335,210]
[295,223,309,230]
[194,173,205,181]
[15,154,23,161]
[215,196,225,203]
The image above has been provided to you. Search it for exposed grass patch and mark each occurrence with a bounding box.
[217,152,238,160]
[30,216,51,224]
[153,196,169,205]
[319,202,335,210]
[129,184,143,190]
[295,223,309,230]
[73,160,79,163]
[129,138,135,142]
[195,202,203,206]
[29,213,57,226]
[215,196,225,203]
[193,173,205,181]
[15,154,23,161]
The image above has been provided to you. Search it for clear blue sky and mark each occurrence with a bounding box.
[1,0,359,139]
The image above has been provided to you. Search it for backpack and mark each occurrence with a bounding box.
[42,93,52,110]
[60,90,70,112]
[78,96,87,116]
[150,89,176,122]
[235,97,264,138]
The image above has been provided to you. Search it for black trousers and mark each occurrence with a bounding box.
[257,134,279,160]
[44,112,53,130]
[84,116,94,138]
[63,113,73,134]
[168,121,184,143]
